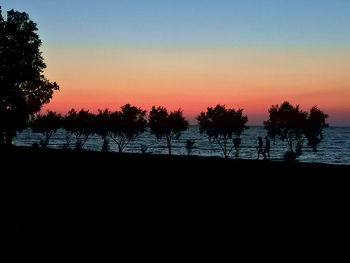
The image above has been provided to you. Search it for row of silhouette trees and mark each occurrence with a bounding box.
[31,105,189,155]
[1,7,329,162]
[29,102,328,161]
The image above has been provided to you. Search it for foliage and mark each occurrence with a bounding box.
[303,106,328,152]
[196,104,248,158]
[62,109,95,150]
[93,108,111,139]
[94,104,147,153]
[30,111,62,148]
[149,106,189,155]
[0,7,59,145]
[264,101,328,161]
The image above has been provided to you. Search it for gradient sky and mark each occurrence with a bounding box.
[1,0,350,125]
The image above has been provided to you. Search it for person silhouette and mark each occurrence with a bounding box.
[257,136,264,160]
[264,136,270,160]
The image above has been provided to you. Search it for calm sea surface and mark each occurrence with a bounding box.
[14,126,350,165]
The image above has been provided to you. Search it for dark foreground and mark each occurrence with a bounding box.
[3,146,350,253]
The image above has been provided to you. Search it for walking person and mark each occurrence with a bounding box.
[264,136,270,160]
[257,136,264,160]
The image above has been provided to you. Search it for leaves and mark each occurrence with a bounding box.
[94,104,148,152]
[0,7,59,144]
[149,106,189,155]
[196,104,248,158]
[264,101,328,157]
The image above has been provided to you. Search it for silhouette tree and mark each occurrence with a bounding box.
[93,109,111,152]
[94,105,147,153]
[197,104,248,158]
[149,106,189,155]
[0,7,59,146]
[30,111,62,148]
[303,106,328,152]
[62,109,95,150]
[110,104,147,153]
[264,101,328,161]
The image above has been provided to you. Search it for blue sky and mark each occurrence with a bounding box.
[1,0,350,45]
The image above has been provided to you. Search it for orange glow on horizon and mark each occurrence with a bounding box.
[41,45,350,125]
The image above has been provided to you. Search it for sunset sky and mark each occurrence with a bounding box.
[1,0,350,125]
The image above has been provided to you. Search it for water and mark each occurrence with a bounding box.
[14,126,350,165]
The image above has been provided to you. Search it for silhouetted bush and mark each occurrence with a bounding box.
[30,111,62,148]
[62,109,95,150]
[0,7,59,146]
[197,104,248,158]
[149,106,189,155]
[102,138,109,153]
[264,101,328,162]
[94,104,147,153]
[185,139,195,156]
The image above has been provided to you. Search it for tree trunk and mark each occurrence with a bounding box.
[166,136,172,155]
[288,140,294,154]
[223,138,228,158]
[44,132,51,148]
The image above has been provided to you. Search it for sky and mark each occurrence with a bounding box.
[1,0,350,125]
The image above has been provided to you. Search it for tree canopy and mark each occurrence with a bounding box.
[94,104,148,153]
[197,104,248,158]
[149,106,189,155]
[62,109,95,150]
[0,7,59,145]
[264,101,328,161]
[304,106,328,152]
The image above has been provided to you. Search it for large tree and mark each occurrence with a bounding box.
[264,101,328,162]
[94,105,148,153]
[0,7,59,146]
[149,106,189,155]
[197,104,248,158]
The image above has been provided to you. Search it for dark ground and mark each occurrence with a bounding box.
[2,146,350,254]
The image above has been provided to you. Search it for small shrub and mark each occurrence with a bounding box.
[185,139,195,156]
[102,138,109,153]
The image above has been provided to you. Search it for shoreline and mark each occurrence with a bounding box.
[14,125,350,166]
[3,145,349,171]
